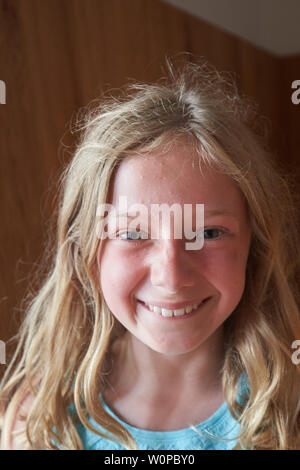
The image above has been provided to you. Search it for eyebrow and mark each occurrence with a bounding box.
[205,209,237,218]
[114,209,237,219]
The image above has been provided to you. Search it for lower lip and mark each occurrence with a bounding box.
[137,297,211,321]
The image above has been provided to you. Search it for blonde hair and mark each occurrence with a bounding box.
[0,57,299,450]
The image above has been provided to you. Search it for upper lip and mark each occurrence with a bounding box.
[138,298,210,310]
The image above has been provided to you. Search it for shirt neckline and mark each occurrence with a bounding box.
[99,393,231,440]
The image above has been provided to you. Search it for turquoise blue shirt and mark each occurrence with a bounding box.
[67,372,249,450]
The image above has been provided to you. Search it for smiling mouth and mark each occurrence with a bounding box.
[137,297,211,320]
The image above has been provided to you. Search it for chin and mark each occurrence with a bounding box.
[146,338,206,356]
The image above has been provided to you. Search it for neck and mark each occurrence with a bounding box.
[105,326,225,407]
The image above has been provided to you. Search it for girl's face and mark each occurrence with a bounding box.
[97,137,252,355]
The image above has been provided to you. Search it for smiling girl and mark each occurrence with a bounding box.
[0,59,299,450]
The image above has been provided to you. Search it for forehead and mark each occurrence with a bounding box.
[108,138,247,216]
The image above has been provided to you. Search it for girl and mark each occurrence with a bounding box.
[0,59,300,450]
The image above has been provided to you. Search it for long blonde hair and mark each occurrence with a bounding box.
[1,58,299,449]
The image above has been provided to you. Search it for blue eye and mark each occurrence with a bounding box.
[119,228,226,242]
[203,228,226,240]
[119,231,148,241]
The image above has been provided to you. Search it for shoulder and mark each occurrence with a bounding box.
[0,390,35,449]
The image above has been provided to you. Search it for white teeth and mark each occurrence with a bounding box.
[174,308,186,316]
[152,306,161,314]
[145,301,203,317]
[161,308,173,317]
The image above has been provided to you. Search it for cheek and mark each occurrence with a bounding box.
[99,244,143,314]
[202,244,248,303]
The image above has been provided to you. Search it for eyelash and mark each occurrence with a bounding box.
[118,227,228,244]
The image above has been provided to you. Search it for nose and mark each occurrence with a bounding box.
[150,239,195,293]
